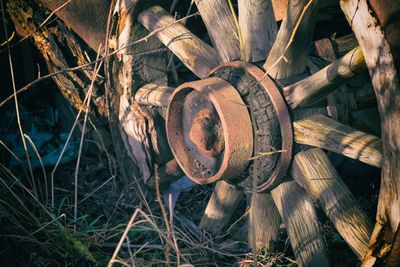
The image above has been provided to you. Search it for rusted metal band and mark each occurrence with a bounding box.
[210,61,293,192]
[166,77,254,185]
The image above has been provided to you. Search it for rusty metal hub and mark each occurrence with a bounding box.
[166,62,293,191]
[166,77,254,185]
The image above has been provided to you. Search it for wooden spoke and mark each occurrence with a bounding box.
[271,180,330,266]
[291,148,372,259]
[248,192,280,251]
[238,0,278,62]
[138,6,219,78]
[263,0,320,79]
[194,0,240,63]
[147,159,184,190]
[283,47,366,108]
[341,1,400,265]
[135,83,175,107]
[293,114,382,168]
[199,180,243,236]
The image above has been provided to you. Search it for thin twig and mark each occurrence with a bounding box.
[1,0,36,197]
[73,45,103,229]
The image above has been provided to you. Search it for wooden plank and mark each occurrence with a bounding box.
[293,114,382,168]
[248,192,280,251]
[199,180,243,236]
[238,0,277,62]
[283,46,366,108]
[194,0,240,63]
[291,148,372,259]
[340,0,400,265]
[135,83,174,107]
[263,0,320,79]
[271,180,330,266]
[138,6,219,78]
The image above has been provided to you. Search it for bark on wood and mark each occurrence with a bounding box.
[6,0,107,118]
[248,192,281,251]
[199,180,243,236]
[271,180,330,267]
[135,83,174,107]
[138,6,219,78]
[238,0,277,62]
[291,148,372,259]
[263,0,320,79]
[194,0,240,63]
[283,47,366,108]
[293,114,382,168]
[340,1,400,264]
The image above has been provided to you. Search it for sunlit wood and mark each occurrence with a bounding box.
[200,180,243,236]
[135,83,174,107]
[291,148,372,259]
[138,6,219,78]
[271,180,330,266]
[194,0,240,63]
[238,0,277,62]
[248,192,280,251]
[263,0,320,79]
[341,0,400,265]
[283,46,366,108]
[293,114,382,168]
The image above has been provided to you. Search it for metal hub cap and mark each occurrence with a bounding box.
[166,77,254,185]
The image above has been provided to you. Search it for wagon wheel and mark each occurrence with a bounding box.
[109,0,399,265]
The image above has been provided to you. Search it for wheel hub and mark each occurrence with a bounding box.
[166,76,254,185]
[166,62,293,191]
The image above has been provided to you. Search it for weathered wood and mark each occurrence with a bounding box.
[340,1,400,264]
[6,0,107,117]
[238,0,277,62]
[110,1,171,187]
[291,148,372,259]
[283,46,366,108]
[138,6,219,78]
[248,192,281,251]
[147,159,184,189]
[200,180,243,236]
[271,180,330,266]
[135,83,174,107]
[263,0,320,79]
[293,114,382,168]
[194,0,240,63]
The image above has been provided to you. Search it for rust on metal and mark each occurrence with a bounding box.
[166,77,253,185]
[189,108,224,157]
[210,62,293,192]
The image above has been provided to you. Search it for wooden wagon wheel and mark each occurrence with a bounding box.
[105,0,399,266]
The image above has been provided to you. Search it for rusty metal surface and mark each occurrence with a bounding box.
[210,62,293,192]
[166,77,253,185]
